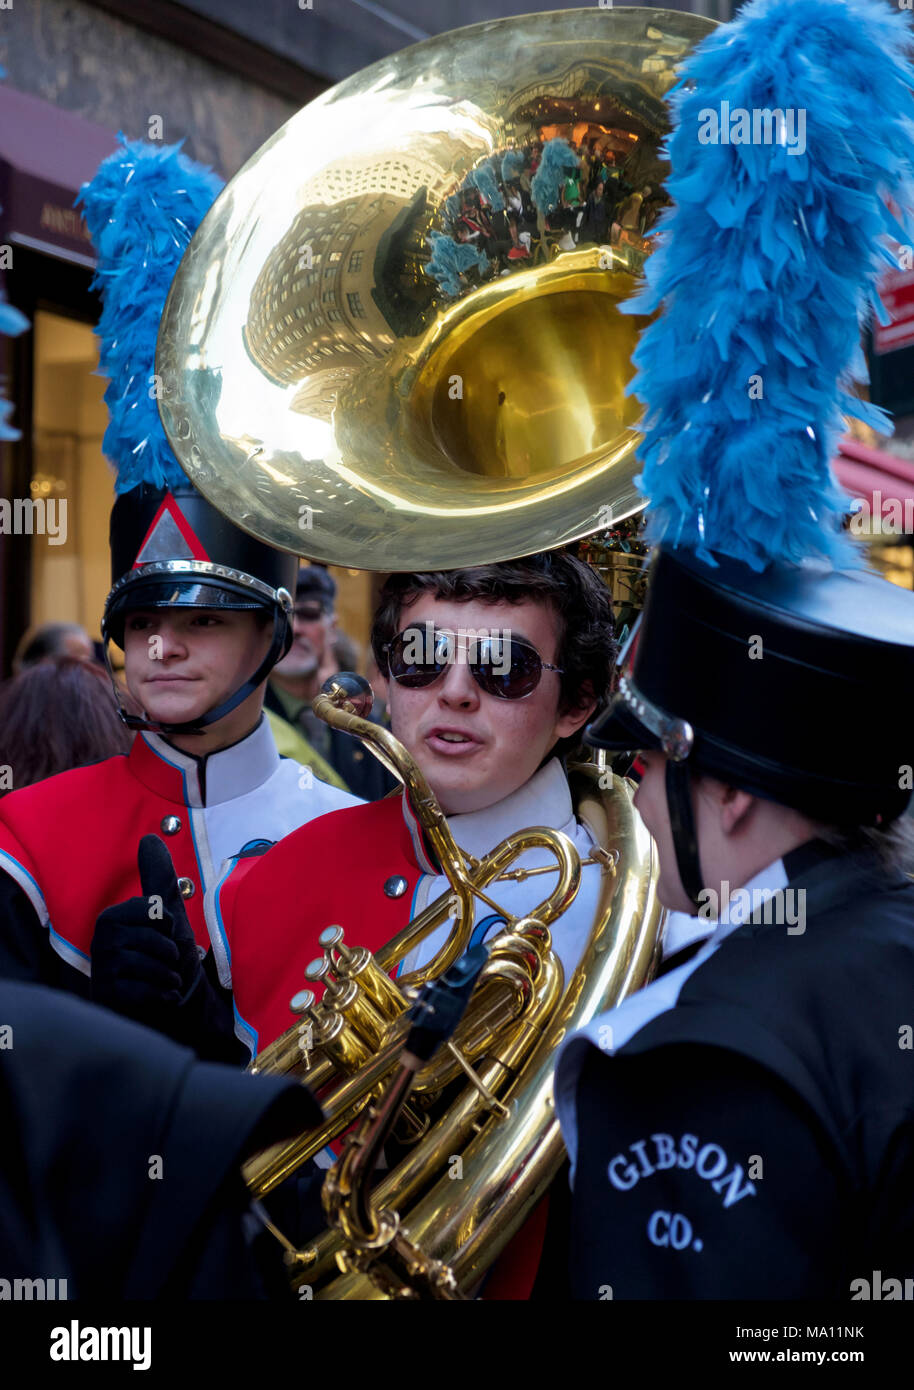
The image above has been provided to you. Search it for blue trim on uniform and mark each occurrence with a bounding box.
[211,853,242,972]
[48,922,90,963]
[141,736,207,895]
[213,853,262,1055]
[0,848,91,971]
[233,999,258,1058]
[0,847,47,913]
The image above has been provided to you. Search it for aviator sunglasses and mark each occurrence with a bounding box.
[383,623,563,700]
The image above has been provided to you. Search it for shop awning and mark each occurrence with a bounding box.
[832,436,914,519]
[0,86,117,267]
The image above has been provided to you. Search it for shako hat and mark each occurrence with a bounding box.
[77,134,296,734]
[592,546,914,828]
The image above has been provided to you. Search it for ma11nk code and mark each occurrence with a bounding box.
[736,1327,863,1341]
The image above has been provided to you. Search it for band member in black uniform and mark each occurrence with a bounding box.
[555,0,914,1300]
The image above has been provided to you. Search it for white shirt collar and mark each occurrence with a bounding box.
[140,715,280,808]
[442,757,576,861]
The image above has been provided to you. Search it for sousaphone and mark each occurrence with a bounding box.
[156,6,717,1298]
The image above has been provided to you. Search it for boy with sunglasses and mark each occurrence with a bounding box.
[202,552,616,1061]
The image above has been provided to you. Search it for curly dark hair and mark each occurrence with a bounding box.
[371,551,616,761]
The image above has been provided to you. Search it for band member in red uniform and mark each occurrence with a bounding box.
[211,552,617,1062]
[0,137,357,1060]
[555,0,914,1301]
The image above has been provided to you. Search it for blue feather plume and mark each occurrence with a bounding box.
[501,149,526,184]
[467,159,504,212]
[531,138,579,215]
[75,133,223,493]
[424,230,489,298]
[622,0,914,571]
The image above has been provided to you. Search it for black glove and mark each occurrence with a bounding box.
[92,834,202,1021]
[91,835,247,1064]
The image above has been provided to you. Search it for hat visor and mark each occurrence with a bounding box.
[584,693,662,753]
[108,577,269,617]
[104,577,270,647]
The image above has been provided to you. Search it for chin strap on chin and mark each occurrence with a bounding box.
[103,607,291,738]
[664,757,705,912]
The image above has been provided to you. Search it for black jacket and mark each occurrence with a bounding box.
[557,840,914,1299]
[0,981,321,1298]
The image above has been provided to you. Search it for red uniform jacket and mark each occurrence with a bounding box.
[0,720,356,979]
[216,788,552,1298]
[214,791,435,1055]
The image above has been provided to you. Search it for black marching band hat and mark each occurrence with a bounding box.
[584,0,914,895]
[77,135,296,735]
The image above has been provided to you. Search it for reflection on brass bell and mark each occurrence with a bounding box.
[383,875,408,899]
[177,877,195,899]
[161,815,181,835]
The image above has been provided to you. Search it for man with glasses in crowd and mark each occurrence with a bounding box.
[265,566,395,801]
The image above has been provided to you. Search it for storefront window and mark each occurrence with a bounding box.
[31,309,112,643]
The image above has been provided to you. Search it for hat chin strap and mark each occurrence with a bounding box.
[664,758,706,912]
[102,607,291,738]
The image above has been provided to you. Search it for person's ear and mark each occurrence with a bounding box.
[554,682,597,739]
[719,784,755,835]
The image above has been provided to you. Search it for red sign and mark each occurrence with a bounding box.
[874,263,914,355]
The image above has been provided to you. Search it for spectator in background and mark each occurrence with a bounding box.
[0,656,132,795]
[266,567,396,801]
[12,621,95,675]
[582,180,610,246]
[319,629,363,688]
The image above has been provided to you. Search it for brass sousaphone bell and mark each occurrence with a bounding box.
[157,5,715,572]
[156,7,717,1298]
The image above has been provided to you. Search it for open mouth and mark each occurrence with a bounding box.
[425,728,482,756]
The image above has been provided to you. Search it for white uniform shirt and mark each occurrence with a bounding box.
[141,718,360,961]
[399,758,605,984]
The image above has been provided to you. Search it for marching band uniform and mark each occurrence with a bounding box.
[0,138,358,1058]
[0,487,359,1059]
[556,548,914,1299]
[213,755,604,1058]
[210,750,608,1298]
[0,707,354,1003]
